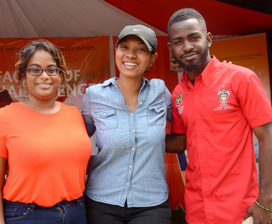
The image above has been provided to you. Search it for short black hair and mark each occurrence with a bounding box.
[167,8,206,40]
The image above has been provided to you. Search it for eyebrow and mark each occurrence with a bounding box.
[29,64,57,67]
[172,32,201,41]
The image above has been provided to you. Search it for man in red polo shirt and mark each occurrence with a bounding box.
[165,8,272,224]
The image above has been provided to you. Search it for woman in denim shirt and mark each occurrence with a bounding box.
[81,25,172,224]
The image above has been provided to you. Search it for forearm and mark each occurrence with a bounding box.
[0,193,5,224]
[258,137,272,206]
[253,121,272,207]
[165,134,186,154]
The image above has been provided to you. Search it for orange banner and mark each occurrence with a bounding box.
[0,37,109,109]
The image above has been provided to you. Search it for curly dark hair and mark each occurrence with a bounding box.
[15,40,67,87]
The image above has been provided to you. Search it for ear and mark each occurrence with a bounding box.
[148,53,158,67]
[206,32,212,48]
[167,42,172,53]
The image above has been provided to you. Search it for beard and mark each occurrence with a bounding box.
[171,42,209,73]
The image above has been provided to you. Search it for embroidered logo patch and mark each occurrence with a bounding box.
[176,93,183,106]
[215,85,233,111]
[218,85,230,104]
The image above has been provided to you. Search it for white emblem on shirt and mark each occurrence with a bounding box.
[178,105,184,114]
[214,85,233,111]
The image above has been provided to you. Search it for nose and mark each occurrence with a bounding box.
[183,40,194,52]
[40,70,50,79]
[125,49,136,59]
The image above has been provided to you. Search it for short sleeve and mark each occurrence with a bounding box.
[238,73,272,128]
[0,108,8,158]
[81,88,96,137]
[170,93,186,134]
[165,86,172,123]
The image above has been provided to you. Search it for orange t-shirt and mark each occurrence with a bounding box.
[0,103,92,207]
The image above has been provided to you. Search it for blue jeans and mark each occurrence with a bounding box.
[3,196,87,224]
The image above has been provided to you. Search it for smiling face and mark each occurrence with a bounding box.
[24,50,62,102]
[115,35,157,79]
[168,19,212,78]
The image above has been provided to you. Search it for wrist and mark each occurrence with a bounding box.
[256,200,272,212]
[258,192,272,208]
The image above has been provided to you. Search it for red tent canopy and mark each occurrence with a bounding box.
[104,0,272,36]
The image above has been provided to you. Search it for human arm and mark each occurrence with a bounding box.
[243,121,272,223]
[87,155,95,174]
[165,134,186,154]
[82,115,96,137]
[165,86,172,123]
[81,89,96,137]
[0,157,6,224]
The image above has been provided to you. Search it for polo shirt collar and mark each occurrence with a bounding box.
[181,56,220,88]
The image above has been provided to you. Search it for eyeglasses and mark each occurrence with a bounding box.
[25,67,61,76]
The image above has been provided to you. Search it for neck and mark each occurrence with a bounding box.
[22,94,60,114]
[116,75,142,95]
[116,75,143,112]
[186,56,212,80]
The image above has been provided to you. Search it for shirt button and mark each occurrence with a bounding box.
[129,165,132,168]
[206,199,209,201]
[127,183,130,186]
[132,129,135,133]
[103,113,106,116]
[197,115,200,118]
[202,157,204,160]
[156,109,159,112]
[131,113,133,116]
[199,135,202,138]
[139,102,142,105]
[132,148,135,151]
[204,178,207,181]
[195,94,198,97]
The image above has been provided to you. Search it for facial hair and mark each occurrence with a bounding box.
[171,42,209,73]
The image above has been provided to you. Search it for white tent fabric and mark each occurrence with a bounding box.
[0,0,166,38]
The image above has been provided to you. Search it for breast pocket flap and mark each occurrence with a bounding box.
[95,109,116,118]
[147,106,165,113]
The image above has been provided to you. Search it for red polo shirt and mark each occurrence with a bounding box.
[171,56,272,224]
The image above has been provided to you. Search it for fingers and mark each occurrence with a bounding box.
[243,207,253,222]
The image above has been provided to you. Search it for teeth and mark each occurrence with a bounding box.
[38,84,51,87]
[124,62,137,66]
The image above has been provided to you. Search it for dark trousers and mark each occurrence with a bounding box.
[3,196,87,224]
[85,195,172,224]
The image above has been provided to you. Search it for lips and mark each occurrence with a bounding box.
[123,62,138,69]
[181,52,198,60]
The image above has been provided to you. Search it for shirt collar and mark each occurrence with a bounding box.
[181,56,220,88]
[101,77,150,87]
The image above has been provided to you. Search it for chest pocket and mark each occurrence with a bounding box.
[147,105,165,126]
[94,109,118,130]
[211,110,244,148]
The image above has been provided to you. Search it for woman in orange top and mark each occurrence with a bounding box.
[0,41,92,224]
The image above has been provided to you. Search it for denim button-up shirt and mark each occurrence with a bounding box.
[81,77,172,207]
